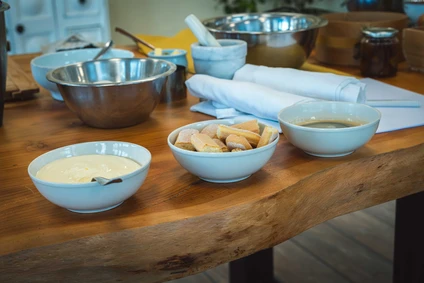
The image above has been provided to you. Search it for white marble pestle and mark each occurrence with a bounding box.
[185,14,221,47]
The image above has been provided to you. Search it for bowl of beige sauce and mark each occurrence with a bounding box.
[28,141,151,213]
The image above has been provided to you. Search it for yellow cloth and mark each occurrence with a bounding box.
[137,28,352,76]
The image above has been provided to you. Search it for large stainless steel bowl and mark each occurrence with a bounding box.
[47,58,176,129]
[203,13,328,68]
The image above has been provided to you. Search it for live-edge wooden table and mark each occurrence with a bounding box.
[0,49,423,283]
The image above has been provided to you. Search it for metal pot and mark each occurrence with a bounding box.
[203,13,328,69]
[0,1,10,127]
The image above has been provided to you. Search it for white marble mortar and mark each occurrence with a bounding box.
[191,39,247,80]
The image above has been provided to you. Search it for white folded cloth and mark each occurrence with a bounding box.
[361,78,424,133]
[191,100,282,130]
[189,75,424,134]
[186,74,314,122]
[233,64,367,103]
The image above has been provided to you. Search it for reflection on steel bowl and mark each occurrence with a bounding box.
[203,13,328,69]
[46,58,176,129]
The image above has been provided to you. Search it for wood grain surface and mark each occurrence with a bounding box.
[0,49,423,283]
[5,56,39,101]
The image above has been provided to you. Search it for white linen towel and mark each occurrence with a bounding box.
[186,74,314,122]
[361,78,424,133]
[233,64,367,103]
[188,75,424,134]
[191,100,282,130]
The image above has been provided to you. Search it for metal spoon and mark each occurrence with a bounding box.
[91,176,123,186]
[115,27,156,50]
[93,40,114,60]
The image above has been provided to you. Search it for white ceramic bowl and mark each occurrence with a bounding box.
[403,2,424,25]
[278,101,381,157]
[168,118,279,183]
[31,48,134,101]
[147,49,188,68]
[28,141,151,213]
[191,39,247,79]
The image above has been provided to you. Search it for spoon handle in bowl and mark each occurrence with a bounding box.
[91,177,123,186]
[115,27,156,50]
[93,40,114,60]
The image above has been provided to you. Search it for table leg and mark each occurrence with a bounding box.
[393,191,424,283]
[229,247,276,283]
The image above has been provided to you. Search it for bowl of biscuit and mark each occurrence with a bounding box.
[167,118,279,183]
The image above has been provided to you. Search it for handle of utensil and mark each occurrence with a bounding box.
[91,177,123,186]
[93,40,113,60]
[366,100,422,108]
[185,14,221,47]
[115,27,156,50]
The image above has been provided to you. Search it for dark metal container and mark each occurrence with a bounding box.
[0,1,9,127]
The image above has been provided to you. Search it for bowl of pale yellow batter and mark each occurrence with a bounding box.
[28,141,151,213]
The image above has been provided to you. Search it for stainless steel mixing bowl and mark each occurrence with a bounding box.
[203,13,328,69]
[47,58,176,129]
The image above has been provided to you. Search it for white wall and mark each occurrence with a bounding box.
[109,0,346,45]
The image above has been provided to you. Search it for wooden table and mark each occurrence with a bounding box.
[1,49,423,283]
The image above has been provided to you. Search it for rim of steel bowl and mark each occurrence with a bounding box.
[46,58,176,88]
[203,12,328,35]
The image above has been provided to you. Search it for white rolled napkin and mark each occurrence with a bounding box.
[233,64,367,103]
[186,74,314,122]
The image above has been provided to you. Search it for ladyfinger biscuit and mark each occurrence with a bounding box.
[200,123,219,138]
[217,124,261,147]
[231,119,260,134]
[226,134,252,151]
[213,138,229,152]
[257,126,279,148]
[174,128,199,151]
[190,133,222,152]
